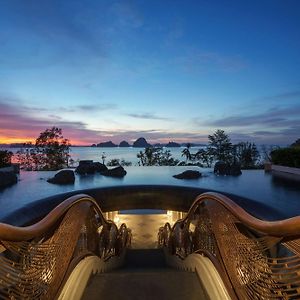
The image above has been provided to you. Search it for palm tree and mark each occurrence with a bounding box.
[181,143,192,163]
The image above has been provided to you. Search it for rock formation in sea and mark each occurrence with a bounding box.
[214,161,242,176]
[101,166,127,177]
[47,170,75,184]
[75,160,108,174]
[119,140,130,147]
[173,170,202,179]
[132,137,152,148]
[0,171,17,188]
[166,141,181,147]
[97,141,117,147]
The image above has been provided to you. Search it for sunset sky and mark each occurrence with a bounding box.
[0,0,299,145]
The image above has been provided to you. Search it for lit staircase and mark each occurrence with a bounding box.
[81,248,208,300]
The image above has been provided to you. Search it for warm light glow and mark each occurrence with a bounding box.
[0,137,35,144]
[114,215,120,224]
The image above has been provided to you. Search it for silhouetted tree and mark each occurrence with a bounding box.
[193,148,214,167]
[291,138,300,148]
[181,143,192,162]
[208,130,232,162]
[16,127,70,170]
[234,142,260,168]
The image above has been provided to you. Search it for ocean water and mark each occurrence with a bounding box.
[4,146,201,165]
[70,146,201,165]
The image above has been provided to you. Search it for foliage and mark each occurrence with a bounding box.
[0,150,13,168]
[137,147,179,166]
[16,127,70,170]
[107,158,132,166]
[233,142,261,169]
[271,148,300,168]
[208,129,232,163]
[181,143,192,162]
[193,148,214,167]
[15,144,36,170]
[291,138,300,148]
[260,145,279,162]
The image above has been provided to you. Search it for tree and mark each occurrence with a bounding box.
[16,127,70,170]
[291,138,300,148]
[15,143,37,170]
[181,143,192,162]
[208,129,232,162]
[34,127,70,170]
[234,142,260,169]
[137,147,179,166]
[193,148,214,167]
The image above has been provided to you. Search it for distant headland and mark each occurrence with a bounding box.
[89,137,206,148]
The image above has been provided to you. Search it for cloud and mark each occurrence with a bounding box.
[126,113,171,121]
[204,105,300,128]
[261,90,300,101]
[0,99,201,145]
[196,105,300,145]
[59,104,118,113]
[0,100,100,144]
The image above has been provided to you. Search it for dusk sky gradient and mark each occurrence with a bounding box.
[0,0,300,145]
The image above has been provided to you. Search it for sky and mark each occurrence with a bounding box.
[0,0,299,145]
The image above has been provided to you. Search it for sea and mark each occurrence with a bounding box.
[69,146,195,165]
[3,146,203,166]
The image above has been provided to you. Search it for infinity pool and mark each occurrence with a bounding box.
[0,166,299,220]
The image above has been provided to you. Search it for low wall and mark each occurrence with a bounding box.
[271,164,300,181]
[1,185,281,227]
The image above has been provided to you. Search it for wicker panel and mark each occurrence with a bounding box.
[0,195,131,300]
[159,192,300,299]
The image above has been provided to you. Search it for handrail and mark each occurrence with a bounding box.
[182,192,300,237]
[0,194,108,241]
[0,194,131,300]
[158,191,300,300]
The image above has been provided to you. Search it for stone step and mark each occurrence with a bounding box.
[121,248,167,270]
[82,270,208,300]
[81,248,208,300]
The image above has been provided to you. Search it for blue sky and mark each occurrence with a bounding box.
[0,0,299,145]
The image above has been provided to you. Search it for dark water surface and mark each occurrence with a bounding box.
[0,166,299,220]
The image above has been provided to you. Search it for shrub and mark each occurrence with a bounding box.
[271,148,300,168]
[234,142,261,169]
[137,147,179,166]
[0,150,13,168]
[107,158,132,167]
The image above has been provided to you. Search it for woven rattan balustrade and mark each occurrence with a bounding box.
[158,192,300,300]
[0,194,131,299]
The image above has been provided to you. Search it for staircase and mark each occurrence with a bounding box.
[81,249,208,300]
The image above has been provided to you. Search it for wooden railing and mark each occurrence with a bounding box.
[158,192,300,300]
[0,194,131,300]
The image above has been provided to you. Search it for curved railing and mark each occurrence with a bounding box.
[0,194,131,300]
[158,192,300,300]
